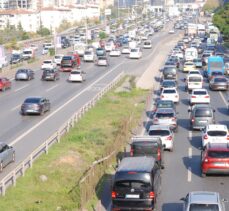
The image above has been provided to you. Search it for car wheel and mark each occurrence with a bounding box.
[170,147,173,152]
[40,109,45,116]
[201,172,206,178]
[12,152,15,162]
[0,162,3,172]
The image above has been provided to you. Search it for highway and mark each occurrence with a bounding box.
[0,24,176,183]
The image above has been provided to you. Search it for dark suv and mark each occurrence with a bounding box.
[112,157,161,211]
[130,136,164,168]
[41,68,60,81]
[162,66,177,81]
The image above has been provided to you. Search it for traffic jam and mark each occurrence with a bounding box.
[111,19,229,211]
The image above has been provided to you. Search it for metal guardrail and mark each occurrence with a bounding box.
[0,71,124,196]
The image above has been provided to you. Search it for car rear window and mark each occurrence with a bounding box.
[214,78,227,82]
[194,109,212,117]
[132,142,158,155]
[163,89,176,94]
[189,204,219,211]
[163,68,176,74]
[156,112,174,118]
[208,151,229,158]
[207,131,227,136]
[115,180,151,190]
[24,98,40,103]
[149,130,170,136]
[189,77,202,82]
[193,91,207,95]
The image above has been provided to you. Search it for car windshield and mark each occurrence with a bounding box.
[189,77,202,82]
[23,51,31,54]
[193,91,207,95]
[24,98,40,103]
[149,130,170,136]
[157,102,173,108]
[214,78,227,83]
[43,61,51,64]
[208,151,229,158]
[212,72,223,76]
[131,49,138,52]
[156,112,174,118]
[55,56,62,59]
[207,131,227,136]
[71,71,80,75]
[163,89,176,94]
[115,180,151,190]
[185,63,194,66]
[12,54,20,58]
[195,109,212,117]
[44,69,54,73]
[85,51,92,55]
[189,203,219,211]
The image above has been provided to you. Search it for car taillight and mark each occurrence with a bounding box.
[112,191,117,199]
[161,95,164,98]
[205,96,209,98]
[227,135,229,140]
[204,158,208,163]
[149,191,155,199]
[157,148,161,160]
[166,135,172,141]
[175,95,178,98]
[172,117,176,121]
[203,134,208,139]
[154,118,158,122]
[191,118,195,123]
[130,148,133,156]
[192,96,196,98]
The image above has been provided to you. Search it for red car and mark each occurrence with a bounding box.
[0,77,11,91]
[201,143,229,177]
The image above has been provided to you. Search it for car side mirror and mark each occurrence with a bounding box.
[222,198,228,203]
[188,109,191,112]
[180,197,185,201]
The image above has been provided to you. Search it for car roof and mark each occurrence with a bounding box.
[206,124,227,131]
[117,157,156,173]
[207,143,229,150]
[189,191,219,204]
[149,125,170,130]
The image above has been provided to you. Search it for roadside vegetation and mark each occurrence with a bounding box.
[203,0,222,11]
[213,3,229,43]
[0,78,148,211]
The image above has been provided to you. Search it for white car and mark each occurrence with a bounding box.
[148,125,174,151]
[41,60,56,69]
[96,56,109,66]
[109,49,121,57]
[83,50,95,62]
[143,40,152,49]
[190,89,210,105]
[105,43,114,52]
[121,47,130,54]
[54,54,64,65]
[202,124,229,147]
[68,70,85,82]
[169,29,175,34]
[160,87,179,103]
[129,48,142,59]
[42,47,49,55]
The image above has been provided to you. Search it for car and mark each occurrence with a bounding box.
[190,89,210,105]
[0,77,11,91]
[68,70,85,82]
[201,143,229,177]
[10,53,23,64]
[21,97,51,115]
[149,125,174,151]
[185,74,203,92]
[201,124,229,148]
[188,104,215,130]
[160,80,177,90]
[169,29,175,34]
[15,69,34,81]
[60,56,76,72]
[152,108,178,132]
[96,56,109,66]
[208,71,224,82]
[129,48,142,59]
[143,40,152,49]
[153,100,176,113]
[193,58,202,68]
[181,191,226,211]
[96,47,106,57]
[130,136,164,168]
[209,76,229,91]
[105,42,115,52]
[183,62,196,73]
[162,66,177,81]
[42,47,49,55]
[186,70,201,76]
[109,49,121,57]
[41,68,60,81]
[41,60,56,69]
[112,157,161,211]
[83,50,95,62]
[54,54,64,66]
[121,46,130,54]
[160,88,179,103]
[0,143,15,172]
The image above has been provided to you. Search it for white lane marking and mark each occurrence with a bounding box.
[11,104,21,111]
[188,147,192,159]
[46,84,59,92]
[14,84,29,92]
[188,167,192,182]
[10,61,124,147]
[188,131,192,140]
[219,91,228,106]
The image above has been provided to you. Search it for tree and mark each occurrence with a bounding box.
[37,27,51,36]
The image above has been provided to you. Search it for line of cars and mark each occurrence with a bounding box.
[111,19,229,210]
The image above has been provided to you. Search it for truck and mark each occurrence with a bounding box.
[22,48,34,60]
[197,24,206,37]
[207,56,225,79]
[185,47,198,61]
[187,23,197,36]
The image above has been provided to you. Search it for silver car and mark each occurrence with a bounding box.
[0,143,15,172]
[15,69,34,81]
[181,191,226,211]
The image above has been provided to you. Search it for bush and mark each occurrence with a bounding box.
[37,27,51,36]
[49,48,55,56]
[99,31,107,39]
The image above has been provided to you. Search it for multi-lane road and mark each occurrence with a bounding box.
[0,24,177,185]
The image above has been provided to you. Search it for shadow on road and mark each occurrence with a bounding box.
[182,155,201,177]
[189,133,202,149]
[162,202,183,211]
[181,98,189,106]
[177,118,190,130]
[217,107,228,116]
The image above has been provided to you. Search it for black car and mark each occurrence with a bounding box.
[162,66,177,81]
[160,80,177,90]
[21,97,51,115]
[10,54,23,64]
[112,157,161,211]
[41,68,60,81]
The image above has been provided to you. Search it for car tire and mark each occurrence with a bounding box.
[40,109,45,116]
[170,148,173,152]
[201,172,206,178]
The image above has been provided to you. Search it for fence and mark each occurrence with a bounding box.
[0,71,124,197]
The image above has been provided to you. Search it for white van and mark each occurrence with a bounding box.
[185,47,198,61]
[185,74,203,91]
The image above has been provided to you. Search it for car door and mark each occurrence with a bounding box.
[45,99,50,111]
[0,144,9,166]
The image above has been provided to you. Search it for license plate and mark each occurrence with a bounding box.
[214,163,226,167]
[125,194,140,199]
[199,121,207,123]
[167,75,172,77]
[194,83,199,85]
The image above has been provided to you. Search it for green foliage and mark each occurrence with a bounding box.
[48,48,55,56]
[99,31,107,39]
[37,27,51,36]
[213,3,229,40]
[203,0,221,11]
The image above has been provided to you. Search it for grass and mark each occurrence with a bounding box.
[0,78,148,211]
